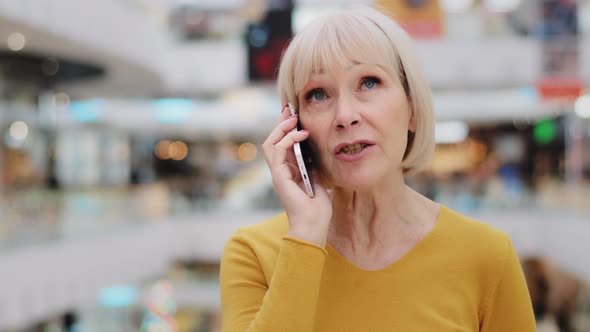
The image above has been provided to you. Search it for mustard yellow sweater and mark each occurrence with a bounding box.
[220,205,536,331]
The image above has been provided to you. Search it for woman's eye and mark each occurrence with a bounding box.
[306,88,326,102]
[361,77,380,90]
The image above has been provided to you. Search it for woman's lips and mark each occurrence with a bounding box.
[333,141,375,162]
[333,140,375,155]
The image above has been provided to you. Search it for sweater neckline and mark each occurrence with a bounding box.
[325,204,447,273]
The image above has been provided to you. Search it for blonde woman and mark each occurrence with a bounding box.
[220,6,535,331]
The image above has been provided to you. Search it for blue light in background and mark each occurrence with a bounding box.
[68,99,103,122]
[98,285,139,308]
[518,86,540,102]
[152,98,194,124]
[71,195,101,214]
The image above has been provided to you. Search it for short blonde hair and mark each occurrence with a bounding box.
[277,6,435,174]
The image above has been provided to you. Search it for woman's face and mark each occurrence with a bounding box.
[297,63,414,190]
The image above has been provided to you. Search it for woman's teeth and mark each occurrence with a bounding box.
[340,143,367,154]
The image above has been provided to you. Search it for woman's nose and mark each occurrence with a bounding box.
[334,96,361,129]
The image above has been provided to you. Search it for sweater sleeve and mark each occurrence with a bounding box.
[220,230,327,332]
[480,237,536,332]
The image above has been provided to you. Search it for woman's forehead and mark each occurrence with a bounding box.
[306,63,387,82]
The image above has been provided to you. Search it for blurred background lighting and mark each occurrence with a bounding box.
[98,285,139,308]
[247,25,269,48]
[170,141,188,161]
[53,92,71,108]
[467,139,488,164]
[238,142,257,161]
[518,86,540,102]
[155,140,172,159]
[41,57,60,76]
[435,121,469,144]
[9,121,29,141]
[7,32,26,51]
[483,0,521,13]
[221,87,267,116]
[68,99,102,122]
[533,119,557,145]
[441,0,474,13]
[152,99,193,124]
[155,140,188,160]
[575,94,590,118]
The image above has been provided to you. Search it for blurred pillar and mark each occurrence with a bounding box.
[564,113,584,183]
[246,0,293,81]
[534,1,582,185]
[536,0,582,101]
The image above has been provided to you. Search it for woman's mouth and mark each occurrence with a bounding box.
[339,143,369,155]
[334,141,375,162]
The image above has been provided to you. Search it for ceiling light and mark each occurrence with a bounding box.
[435,121,469,144]
[441,0,474,13]
[238,142,257,161]
[9,121,29,141]
[484,0,521,13]
[575,94,590,118]
[7,33,26,51]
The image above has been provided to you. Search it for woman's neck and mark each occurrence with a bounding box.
[328,174,437,253]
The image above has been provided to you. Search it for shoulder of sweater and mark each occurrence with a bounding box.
[231,212,289,251]
[440,205,510,244]
[438,205,512,263]
[224,213,289,282]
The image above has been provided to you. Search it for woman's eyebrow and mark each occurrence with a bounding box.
[344,61,363,70]
[303,62,384,87]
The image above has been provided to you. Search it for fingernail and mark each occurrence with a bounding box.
[281,105,288,113]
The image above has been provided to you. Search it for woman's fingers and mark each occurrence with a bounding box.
[261,115,298,163]
[262,105,316,198]
[269,104,295,140]
[271,130,310,168]
[266,115,298,145]
[278,104,291,121]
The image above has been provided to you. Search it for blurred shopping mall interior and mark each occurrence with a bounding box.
[1,0,590,331]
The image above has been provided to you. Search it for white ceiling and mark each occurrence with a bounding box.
[0,23,161,99]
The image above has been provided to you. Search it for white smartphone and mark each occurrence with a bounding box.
[288,103,315,198]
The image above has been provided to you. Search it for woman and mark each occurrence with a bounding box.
[220,6,535,331]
